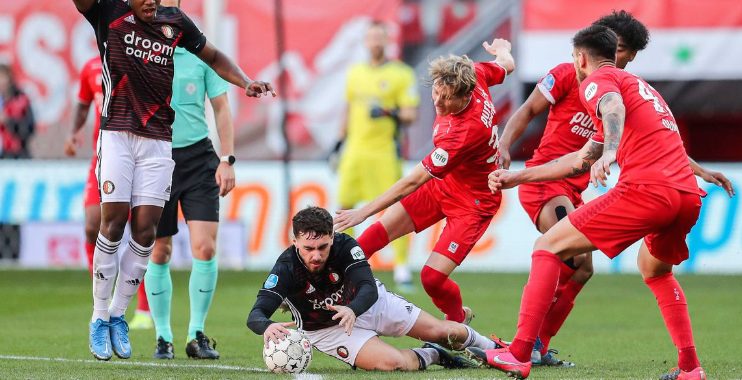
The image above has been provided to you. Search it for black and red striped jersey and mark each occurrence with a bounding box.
[81,0,206,141]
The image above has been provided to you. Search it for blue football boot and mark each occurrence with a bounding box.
[108,315,131,359]
[89,318,112,361]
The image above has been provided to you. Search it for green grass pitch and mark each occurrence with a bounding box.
[0,270,739,379]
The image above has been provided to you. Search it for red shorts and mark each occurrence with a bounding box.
[400,181,496,265]
[518,180,584,225]
[568,182,701,265]
[83,156,101,207]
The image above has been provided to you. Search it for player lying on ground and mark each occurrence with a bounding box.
[248,207,504,371]
[469,25,714,380]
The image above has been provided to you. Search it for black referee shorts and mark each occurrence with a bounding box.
[156,137,220,238]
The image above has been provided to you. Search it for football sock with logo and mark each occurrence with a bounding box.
[645,272,700,372]
[145,261,173,343]
[411,347,439,370]
[109,239,152,318]
[459,325,496,350]
[510,250,562,363]
[91,234,121,322]
[188,257,219,341]
[85,242,95,276]
[357,221,390,259]
[136,279,150,312]
[539,278,584,354]
[420,265,465,322]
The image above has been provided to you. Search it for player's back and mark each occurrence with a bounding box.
[424,62,504,215]
[345,61,417,154]
[528,62,596,192]
[580,66,697,193]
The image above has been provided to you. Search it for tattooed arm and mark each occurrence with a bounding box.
[590,92,625,187]
[488,139,604,192]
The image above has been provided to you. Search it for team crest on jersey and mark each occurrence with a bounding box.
[542,73,556,91]
[329,272,340,284]
[161,25,174,39]
[448,241,459,253]
[264,274,278,289]
[102,181,115,195]
[584,82,598,101]
[350,246,365,260]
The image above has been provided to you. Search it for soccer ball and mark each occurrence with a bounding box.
[263,329,312,373]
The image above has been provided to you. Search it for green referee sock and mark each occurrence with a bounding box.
[145,261,173,343]
[187,257,218,341]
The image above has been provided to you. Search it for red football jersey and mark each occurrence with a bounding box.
[78,56,104,149]
[527,62,597,192]
[579,66,698,194]
[421,62,506,215]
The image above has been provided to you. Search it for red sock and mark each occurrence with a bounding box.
[645,273,700,372]
[539,279,584,354]
[357,221,390,259]
[136,279,150,312]
[558,260,576,286]
[510,250,562,363]
[85,242,95,277]
[420,265,465,322]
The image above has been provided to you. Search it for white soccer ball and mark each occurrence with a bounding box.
[263,329,312,373]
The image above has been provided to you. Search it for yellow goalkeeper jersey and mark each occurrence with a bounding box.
[344,60,419,154]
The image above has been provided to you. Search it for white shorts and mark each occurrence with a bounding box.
[96,130,174,207]
[303,280,421,366]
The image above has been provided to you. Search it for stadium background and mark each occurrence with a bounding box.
[0,0,739,274]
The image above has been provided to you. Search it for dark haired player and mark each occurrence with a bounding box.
[473,25,709,379]
[496,10,732,367]
[72,0,275,361]
[248,207,503,371]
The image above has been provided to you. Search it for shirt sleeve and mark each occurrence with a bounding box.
[204,63,229,99]
[421,123,470,179]
[177,10,207,55]
[77,64,93,105]
[536,63,574,105]
[246,262,291,335]
[579,70,621,132]
[475,62,506,87]
[334,235,377,316]
[396,65,420,109]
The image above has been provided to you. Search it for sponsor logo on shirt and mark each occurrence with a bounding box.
[310,284,345,310]
[350,246,365,260]
[584,82,598,101]
[542,73,556,91]
[431,148,449,167]
[569,111,597,139]
[264,274,278,289]
[448,241,459,253]
[123,31,175,65]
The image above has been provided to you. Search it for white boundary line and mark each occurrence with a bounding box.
[0,354,265,372]
[0,354,323,378]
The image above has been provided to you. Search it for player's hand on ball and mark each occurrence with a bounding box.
[263,322,295,346]
[699,169,735,197]
[327,304,355,336]
[246,80,277,98]
[333,209,366,232]
[591,151,616,188]
[488,169,518,192]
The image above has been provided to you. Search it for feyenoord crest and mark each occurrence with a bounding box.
[336,346,349,359]
[329,272,340,284]
[102,181,115,195]
[161,25,174,39]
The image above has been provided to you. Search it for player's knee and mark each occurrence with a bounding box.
[99,218,127,241]
[151,239,172,264]
[533,234,556,252]
[572,256,594,283]
[130,227,156,247]
[374,354,409,371]
[192,238,216,260]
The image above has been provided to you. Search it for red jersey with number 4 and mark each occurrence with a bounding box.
[528,62,597,192]
[579,66,698,194]
[78,57,104,150]
[421,62,506,215]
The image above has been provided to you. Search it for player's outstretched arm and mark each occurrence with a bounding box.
[498,86,551,169]
[247,293,284,337]
[333,164,432,231]
[72,0,96,13]
[196,42,276,98]
[688,157,735,197]
[482,38,515,74]
[488,139,603,192]
[591,92,625,187]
